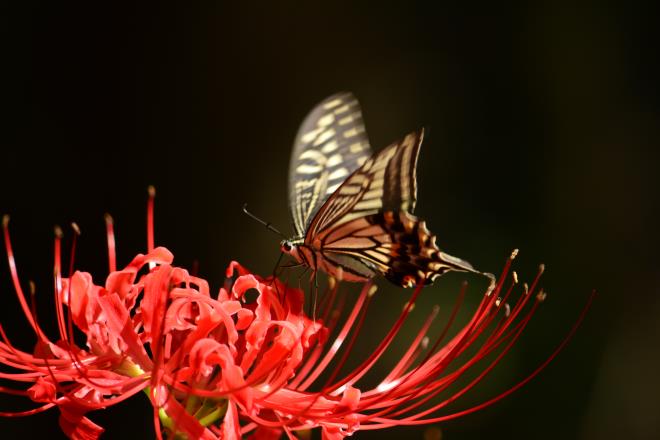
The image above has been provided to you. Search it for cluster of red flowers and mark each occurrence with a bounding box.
[0,192,592,439]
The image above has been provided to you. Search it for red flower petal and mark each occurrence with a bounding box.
[236,308,254,331]
[231,274,261,300]
[58,400,105,440]
[249,426,283,440]
[27,377,56,403]
[226,261,252,278]
[221,401,241,439]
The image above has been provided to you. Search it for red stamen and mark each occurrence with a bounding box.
[296,283,371,390]
[104,213,116,273]
[0,403,55,417]
[2,215,48,341]
[147,185,155,254]
[377,304,440,389]
[53,226,67,342]
[352,285,468,414]
[320,290,373,388]
[325,282,424,394]
[65,223,80,346]
[369,290,595,426]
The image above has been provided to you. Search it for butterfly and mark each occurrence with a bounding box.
[279,92,480,288]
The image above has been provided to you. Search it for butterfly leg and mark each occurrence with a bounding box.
[280,262,305,269]
[304,270,320,322]
[312,271,320,322]
[269,252,286,301]
[271,252,306,281]
[271,253,308,302]
[297,266,310,291]
[270,252,285,278]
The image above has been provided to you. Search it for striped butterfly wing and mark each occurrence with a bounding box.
[318,211,477,287]
[306,129,424,238]
[288,92,372,238]
[306,130,476,287]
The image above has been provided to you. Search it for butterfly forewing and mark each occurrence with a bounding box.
[306,130,424,239]
[288,92,373,237]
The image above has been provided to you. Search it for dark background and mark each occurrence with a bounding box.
[1,2,659,439]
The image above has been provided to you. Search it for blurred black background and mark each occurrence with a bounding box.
[1,2,659,439]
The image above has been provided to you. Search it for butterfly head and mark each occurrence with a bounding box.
[280,239,303,263]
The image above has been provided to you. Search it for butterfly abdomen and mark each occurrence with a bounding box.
[374,211,475,288]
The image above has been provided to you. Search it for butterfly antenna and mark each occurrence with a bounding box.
[242,203,286,238]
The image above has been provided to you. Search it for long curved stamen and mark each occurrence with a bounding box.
[2,216,49,342]
[104,213,116,273]
[53,226,67,342]
[147,185,155,254]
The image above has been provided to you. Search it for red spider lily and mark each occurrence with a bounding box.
[0,190,594,439]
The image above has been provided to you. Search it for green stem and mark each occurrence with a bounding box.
[117,360,228,434]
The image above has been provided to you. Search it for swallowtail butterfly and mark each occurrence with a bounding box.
[280,92,479,288]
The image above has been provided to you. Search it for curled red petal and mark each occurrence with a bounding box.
[61,271,102,333]
[322,425,347,440]
[58,400,105,440]
[27,377,56,403]
[189,338,226,378]
[339,386,361,411]
[222,401,241,440]
[226,260,253,278]
[96,292,152,369]
[236,308,254,330]
[232,274,261,300]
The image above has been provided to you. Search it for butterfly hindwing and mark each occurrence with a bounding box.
[318,211,476,287]
[288,92,372,237]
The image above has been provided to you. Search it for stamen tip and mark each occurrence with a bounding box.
[421,336,430,349]
[328,277,336,290]
[403,301,415,312]
[432,304,440,313]
[510,248,519,260]
[512,271,519,284]
[523,282,529,295]
[148,185,156,197]
[71,222,81,236]
[104,213,114,225]
[2,214,9,228]
[368,285,378,297]
[54,225,63,238]
[504,303,511,317]
[28,280,36,296]
[536,289,547,302]
[485,279,495,296]
[423,426,443,440]
[539,263,545,273]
